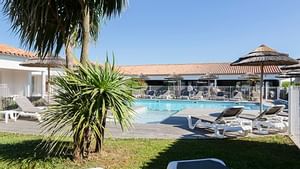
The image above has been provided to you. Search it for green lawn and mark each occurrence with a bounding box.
[0,132,299,169]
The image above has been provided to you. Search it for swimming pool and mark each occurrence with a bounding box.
[133,99,264,124]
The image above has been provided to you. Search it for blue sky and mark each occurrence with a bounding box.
[1,0,300,65]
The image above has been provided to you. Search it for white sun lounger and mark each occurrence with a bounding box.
[229,91,244,101]
[187,106,252,137]
[158,90,175,99]
[167,158,229,169]
[190,91,204,100]
[14,96,44,122]
[0,110,19,123]
[239,105,287,134]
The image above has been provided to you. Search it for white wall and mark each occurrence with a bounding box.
[0,69,29,96]
[0,54,63,97]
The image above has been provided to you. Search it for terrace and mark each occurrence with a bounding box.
[0,0,300,168]
[0,60,298,169]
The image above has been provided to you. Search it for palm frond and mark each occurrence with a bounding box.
[2,0,128,57]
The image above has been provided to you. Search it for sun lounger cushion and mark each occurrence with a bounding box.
[15,97,43,113]
[191,107,244,123]
[239,105,284,120]
[191,114,219,123]
[176,160,229,169]
[167,158,229,169]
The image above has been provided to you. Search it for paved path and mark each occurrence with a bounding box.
[0,108,270,139]
[0,119,210,139]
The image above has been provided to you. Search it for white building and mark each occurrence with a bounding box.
[0,44,61,97]
[0,44,286,100]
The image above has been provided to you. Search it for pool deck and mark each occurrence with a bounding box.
[0,108,282,139]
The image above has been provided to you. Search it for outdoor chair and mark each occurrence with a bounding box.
[14,96,44,122]
[186,106,251,137]
[158,90,175,99]
[209,91,227,101]
[144,90,156,99]
[190,91,204,100]
[167,158,229,169]
[229,91,244,101]
[273,99,288,112]
[239,105,287,134]
[251,90,260,101]
[133,91,143,98]
[179,89,190,100]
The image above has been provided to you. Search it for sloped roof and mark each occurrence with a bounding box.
[0,44,36,58]
[0,44,283,75]
[120,63,281,75]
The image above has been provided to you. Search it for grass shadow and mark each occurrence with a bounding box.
[0,138,72,168]
[141,136,300,169]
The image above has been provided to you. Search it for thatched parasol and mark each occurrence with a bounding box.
[281,58,300,70]
[165,73,183,80]
[276,70,300,85]
[239,72,260,80]
[200,73,218,86]
[165,73,183,97]
[200,73,218,80]
[275,73,292,79]
[196,81,208,84]
[138,73,149,80]
[231,44,297,113]
[285,69,300,76]
[132,73,149,81]
[20,56,65,94]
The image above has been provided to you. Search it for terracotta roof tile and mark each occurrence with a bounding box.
[119,63,281,75]
[0,44,282,75]
[0,44,36,58]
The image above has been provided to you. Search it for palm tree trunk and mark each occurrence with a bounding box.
[83,127,91,158]
[80,0,90,65]
[95,112,107,153]
[73,134,81,160]
[65,42,73,68]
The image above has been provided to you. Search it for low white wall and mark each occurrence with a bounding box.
[289,87,300,149]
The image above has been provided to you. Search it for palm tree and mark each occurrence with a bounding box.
[40,58,136,160]
[2,0,127,64]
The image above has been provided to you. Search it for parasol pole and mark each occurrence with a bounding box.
[260,64,264,113]
[208,80,211,98]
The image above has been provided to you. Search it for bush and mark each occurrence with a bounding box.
[0,97,18,111]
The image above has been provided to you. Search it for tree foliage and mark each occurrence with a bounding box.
[2,0,127,61]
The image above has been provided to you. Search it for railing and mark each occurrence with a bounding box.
[289,87,300,148]
[0,84,11,111]
[133,85,287,101]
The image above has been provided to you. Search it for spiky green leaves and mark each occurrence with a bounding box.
[39,58,135,159]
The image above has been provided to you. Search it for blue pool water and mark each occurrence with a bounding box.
[133,99,263,124]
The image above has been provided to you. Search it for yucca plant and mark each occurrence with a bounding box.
[39,59,136,160]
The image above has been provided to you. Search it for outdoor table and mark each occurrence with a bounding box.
[0,110,19,123]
